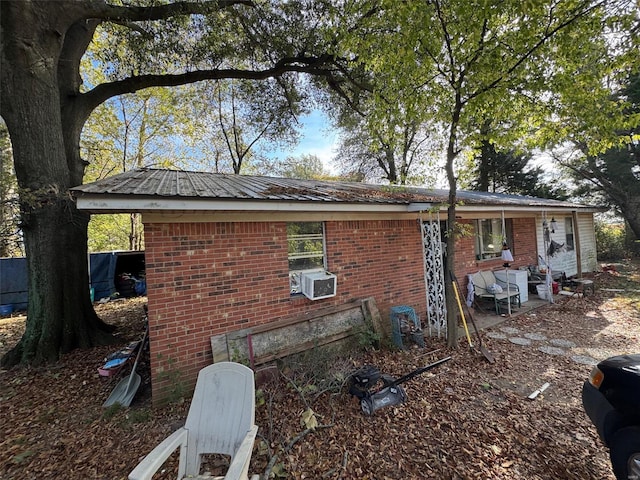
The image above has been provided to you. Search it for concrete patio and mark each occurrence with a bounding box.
[459,293,554,334]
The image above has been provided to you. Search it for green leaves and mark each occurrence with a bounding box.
[336,0,638,156]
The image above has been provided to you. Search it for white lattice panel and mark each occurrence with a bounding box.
[421,217,447,337]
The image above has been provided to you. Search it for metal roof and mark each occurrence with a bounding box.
[71,168,601,211]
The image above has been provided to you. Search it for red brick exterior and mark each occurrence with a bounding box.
[144,219,428,403]
[327,220,426,309]
[144,216,539,403]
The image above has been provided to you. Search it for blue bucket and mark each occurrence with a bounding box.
[0,304,13,316]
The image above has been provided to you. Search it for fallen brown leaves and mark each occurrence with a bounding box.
[1,263,639,480]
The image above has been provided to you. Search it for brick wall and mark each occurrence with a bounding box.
[512,217,539,268]
[327,219,427,313]
[144,216,539,403]
[144,219,427,403]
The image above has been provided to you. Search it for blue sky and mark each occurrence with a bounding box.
[274,109,340,173]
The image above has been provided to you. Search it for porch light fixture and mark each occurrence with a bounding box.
[550,217,558,233]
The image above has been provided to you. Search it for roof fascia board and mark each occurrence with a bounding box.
[76,196,606,215]
[455,205,606,214]
[75,196,411,214]
[143,211,423,223]
[407,203,434,212]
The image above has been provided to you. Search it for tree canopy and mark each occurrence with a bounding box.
[469,139,569,200]
[562,72,640,238]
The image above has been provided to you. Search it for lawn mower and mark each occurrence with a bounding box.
[349,356,451,415]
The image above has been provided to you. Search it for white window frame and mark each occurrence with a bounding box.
[287,222,327,295]
[565,217,575,251]
[475,218,513,260]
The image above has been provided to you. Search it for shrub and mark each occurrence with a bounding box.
[595,221,629,260]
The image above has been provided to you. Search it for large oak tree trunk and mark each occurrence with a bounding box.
[9,198,115,365]
[1,3,114,366]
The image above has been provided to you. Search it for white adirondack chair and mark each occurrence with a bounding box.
[129,362,259,480]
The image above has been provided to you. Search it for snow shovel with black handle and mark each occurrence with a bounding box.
[451,273,495,364]
[103,325,148,408]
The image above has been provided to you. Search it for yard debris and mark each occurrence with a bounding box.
[2,263,640,479]
[528,382,551,400]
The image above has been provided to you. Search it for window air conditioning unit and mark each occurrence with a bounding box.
[300,271,337,300]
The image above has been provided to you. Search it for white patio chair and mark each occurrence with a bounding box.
[129,362,259,480]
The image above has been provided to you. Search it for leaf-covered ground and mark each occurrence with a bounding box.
[1,261,639,480]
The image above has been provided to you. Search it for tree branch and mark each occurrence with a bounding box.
[466,0,608,103]
[553,150,626,206]
[433,0,457,89]
[80,55,339,114]
[85,0,254,23]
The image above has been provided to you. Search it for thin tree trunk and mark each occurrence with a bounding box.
[444,100,462,347]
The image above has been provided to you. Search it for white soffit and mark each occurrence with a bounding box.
[407,203,434,212]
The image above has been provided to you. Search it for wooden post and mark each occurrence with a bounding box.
[572,211,583,278]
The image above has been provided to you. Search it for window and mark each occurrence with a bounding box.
[565,217,575,250]
[287,222,326,294]
[475,218,513,260]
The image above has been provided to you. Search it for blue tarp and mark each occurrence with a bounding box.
[0,257,28,310]
[90,252,118,302]
[0,251,144,312]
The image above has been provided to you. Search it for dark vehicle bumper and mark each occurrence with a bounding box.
[582,381,627,446]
